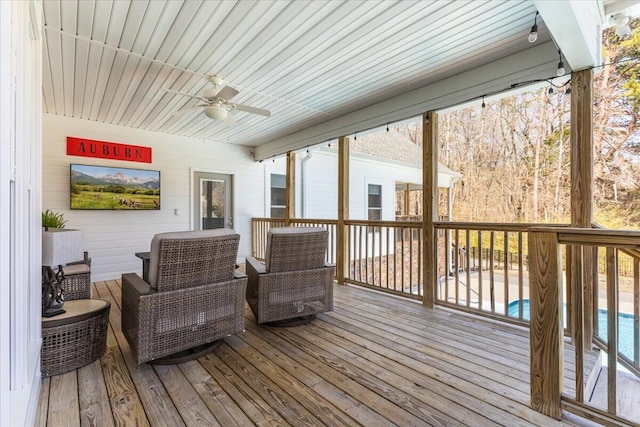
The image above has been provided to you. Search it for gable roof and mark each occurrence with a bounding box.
[351,131,461,179]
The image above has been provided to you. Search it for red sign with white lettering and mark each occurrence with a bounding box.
[66,137,152,163]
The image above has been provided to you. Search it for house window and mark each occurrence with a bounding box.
[367,184,382,220]
[270,174,286,218]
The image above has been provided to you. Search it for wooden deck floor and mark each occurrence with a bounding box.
[35,280,599,427]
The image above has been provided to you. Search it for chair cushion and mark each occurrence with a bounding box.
[265,227,327,273]
[61,263,90,275]
[148,228,238,290]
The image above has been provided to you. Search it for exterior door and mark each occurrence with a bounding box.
[193,172,233,230]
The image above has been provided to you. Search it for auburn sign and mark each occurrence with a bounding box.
[67,137,152,163]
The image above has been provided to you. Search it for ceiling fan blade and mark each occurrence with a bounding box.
[232,103,271,117]
[216,85,239,100]
[162,87,208,102]
[224,113,236,127]
[172,105,205,116]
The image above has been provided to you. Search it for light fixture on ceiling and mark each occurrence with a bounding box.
[556,50,565,77]
[204,103,228,120]
[481,96,486,108]
[548,87,554,95]
[528,11,539,43]
[611,13,632,37]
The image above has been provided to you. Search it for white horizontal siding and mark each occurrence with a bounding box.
[264,148,425,221]
[42,114,264,282]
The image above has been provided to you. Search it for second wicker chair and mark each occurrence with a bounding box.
[246,227,335,326]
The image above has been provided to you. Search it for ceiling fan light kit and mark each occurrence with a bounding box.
[204,104,228,120]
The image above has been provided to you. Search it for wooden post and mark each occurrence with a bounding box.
[570,69,594,350]
[337,137,349,285]
[285,151,295,225]
[529,231,563,419]
[404,183,410,216]
[423,111,438,307]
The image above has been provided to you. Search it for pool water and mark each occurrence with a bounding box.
[508,300,637,360]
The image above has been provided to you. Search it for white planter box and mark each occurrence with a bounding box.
[42,229,83,266]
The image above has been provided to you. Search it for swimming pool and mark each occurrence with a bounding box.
[508,299,637,361]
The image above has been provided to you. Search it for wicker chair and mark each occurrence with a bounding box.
[122,229,247,364]
[246,227,335,325]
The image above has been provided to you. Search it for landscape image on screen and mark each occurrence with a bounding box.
[70,164,160,210]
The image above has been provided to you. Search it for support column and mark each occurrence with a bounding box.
[423,111,438,307]
[570,69,594,350]
[337,137,349,285]
[285,151,295,225]
[529,231,564,420]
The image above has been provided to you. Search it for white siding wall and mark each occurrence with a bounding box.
[1,1,43,426]
[300,151,339,219]
[42,115,265,282]
[264,148,423,221]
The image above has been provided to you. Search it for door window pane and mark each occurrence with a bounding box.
[271,174,286,218]
[201,179,225,229]
[368,184,382,220]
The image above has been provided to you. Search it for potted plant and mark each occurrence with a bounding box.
[41,210,83,316]
[42,209,67,230]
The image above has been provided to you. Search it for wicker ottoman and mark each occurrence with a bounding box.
[41,299,110,377]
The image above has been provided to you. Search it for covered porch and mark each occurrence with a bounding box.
[3,1,640,426]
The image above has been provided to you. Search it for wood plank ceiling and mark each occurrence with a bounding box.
[42,0,547,148]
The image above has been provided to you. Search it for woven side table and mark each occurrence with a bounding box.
[41,299,110,377]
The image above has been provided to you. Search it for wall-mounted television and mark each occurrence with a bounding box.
[70,164,160,210]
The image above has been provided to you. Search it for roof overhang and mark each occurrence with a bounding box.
[534,0,603,73]
[254,40,560,161]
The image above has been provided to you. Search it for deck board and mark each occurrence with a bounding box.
[35,280,604,427]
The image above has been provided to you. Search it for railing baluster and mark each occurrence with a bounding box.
[466,230,471,308]
[504,231,509,316]
[606,247,618,415]
[478,230,483,311]
[401,224,406,294]
[365,225,370,285]
[490,231,495,313]
[519,232,524,320]
[565,245,572,334]
[454,229,459,305]
[444,227,450,302]
[379,226,383,289]
[383,227,388,290]
[393,226,397,292]
[635,258,639,366]
[410,226,414,296]
[348,224,353,281]
[418,227,422,297]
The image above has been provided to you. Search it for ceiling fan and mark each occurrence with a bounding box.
[164,76,271,126]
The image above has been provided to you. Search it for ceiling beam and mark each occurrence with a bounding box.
[534,0,603,72]
[254,41,560,161]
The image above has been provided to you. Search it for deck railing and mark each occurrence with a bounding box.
[252,218,424,299]
[433,222,569,325]
[344,220,423,300]
[529,227,640,425]
[251,218,338,265]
